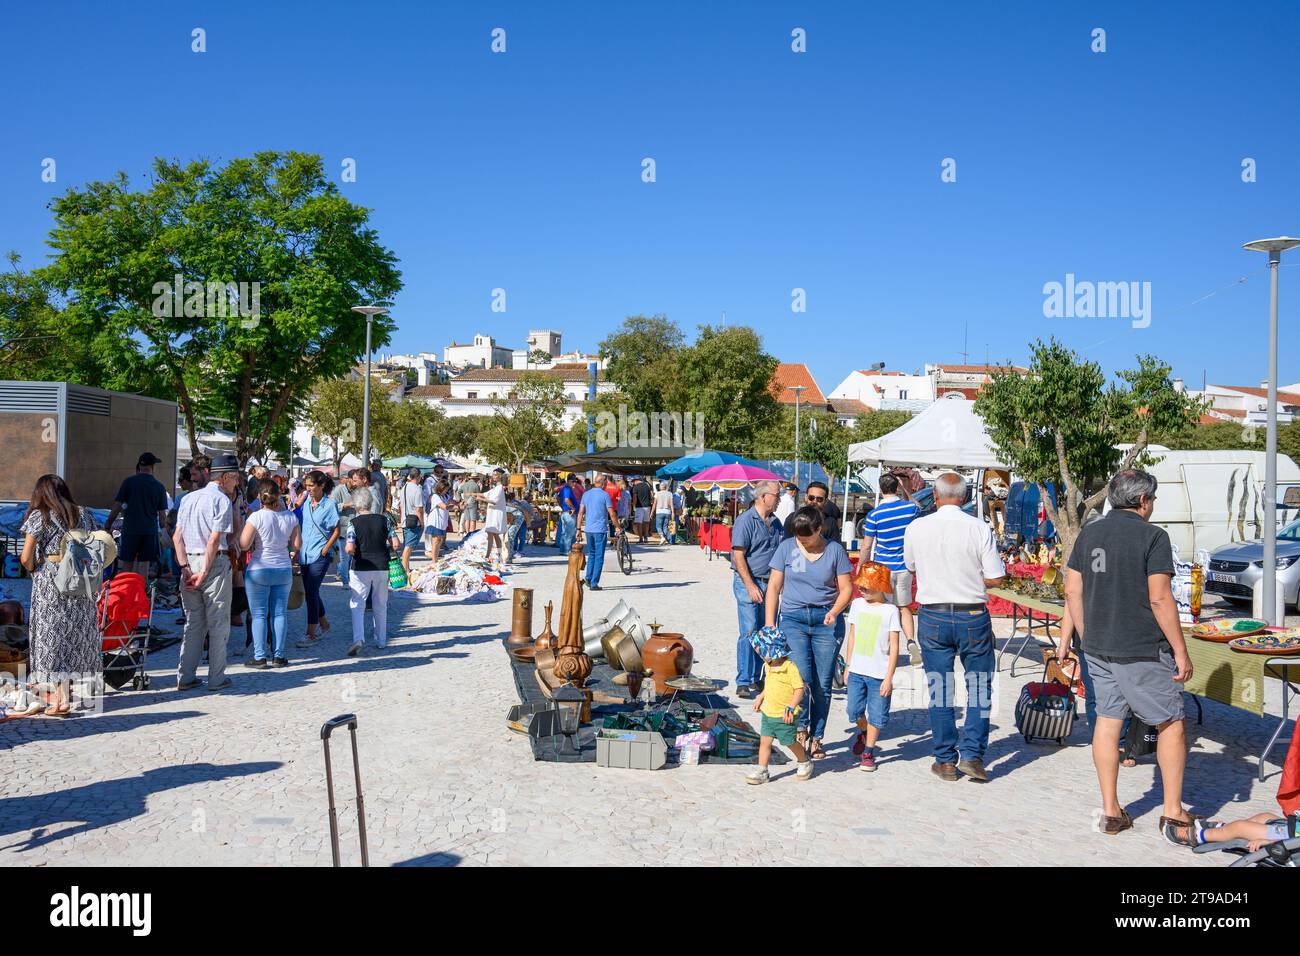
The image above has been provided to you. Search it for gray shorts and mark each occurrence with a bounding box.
[886,570,913,607]
[1084,645,1185,725]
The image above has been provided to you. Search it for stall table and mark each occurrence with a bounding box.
[696,519,732,560]
[988,587,1062,676]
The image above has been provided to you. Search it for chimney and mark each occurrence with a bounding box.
[417,365,430,387]
[1172,377,1185,393]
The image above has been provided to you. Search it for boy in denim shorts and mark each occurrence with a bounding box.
[844,562,901,771]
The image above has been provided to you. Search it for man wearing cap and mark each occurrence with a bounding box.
[106,452,170,578]
[397,468,426,579]
[774,481,798,524]
[172,453,241,691]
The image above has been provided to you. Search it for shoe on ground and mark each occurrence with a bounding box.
[859,751,877,772]
[294,636,321,649]
[852,732,867,755]
[347,641,363,657]
[1101,809,1134,835]
[931,761,959,782]
[745,768,770,786]
[271,657,288,668]
[957,758,989,783]
[795,761,814,781]
[176,678,203,691]
[735,684,757,700]
[207,678,233,691]
[589,584,602,591]
[244,658,268,669]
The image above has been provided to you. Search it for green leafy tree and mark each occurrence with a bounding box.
[302,378,366,470]
[600,314,684,415]
[527,349,552,365]
[669,324,780,455]
[439,416,483,460]
[370,398,446,460]
[40,151,402,463]
[1150,419,1265,451]
[476,373,567,472]
[976,338,1201,561]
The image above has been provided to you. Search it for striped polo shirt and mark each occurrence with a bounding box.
[862,496,920,571]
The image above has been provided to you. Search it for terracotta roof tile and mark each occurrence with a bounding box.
[408,384,451,398]
[453,367,605,383]
[770,363,828,405]
[1213,385,1300,406]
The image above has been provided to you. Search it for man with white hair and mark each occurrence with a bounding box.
[904,472,1005,783]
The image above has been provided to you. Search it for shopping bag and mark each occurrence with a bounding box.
[287,570,305,610]
[387,557,407,590]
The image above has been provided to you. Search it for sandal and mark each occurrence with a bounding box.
[1100,809,1134,835]
[809,739,827,760]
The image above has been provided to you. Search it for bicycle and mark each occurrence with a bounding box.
[616,528,634,575]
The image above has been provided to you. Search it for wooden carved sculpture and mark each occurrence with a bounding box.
[552,542,592,686]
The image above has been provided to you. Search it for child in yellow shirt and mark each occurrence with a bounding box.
[746,626,813,784]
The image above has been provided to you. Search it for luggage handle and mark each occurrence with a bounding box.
[321,713,369,867]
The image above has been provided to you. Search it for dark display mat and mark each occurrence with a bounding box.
[503,640,784,765]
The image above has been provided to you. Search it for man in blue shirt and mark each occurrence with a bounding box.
[556,475,581,552]
[860,473,921,660]
[730,480,787,698]
[576,475,619,590]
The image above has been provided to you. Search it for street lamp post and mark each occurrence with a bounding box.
[1242,237,1300,625]
[350,305,389,469]
[788,384,807,490]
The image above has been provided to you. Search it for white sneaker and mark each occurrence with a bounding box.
[795,761,814,781]
[745,768,770,786]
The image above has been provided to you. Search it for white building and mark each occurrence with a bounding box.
[925,363,1029,401]
[828,369,935,411]
[381,352,451,387]
[1193,383,1300,426]
[409,364,616,429]
[444,333,514,369]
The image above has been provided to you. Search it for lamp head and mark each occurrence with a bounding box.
[1243,236,1300,254]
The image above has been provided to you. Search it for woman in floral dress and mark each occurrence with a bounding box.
[19,475,103,715]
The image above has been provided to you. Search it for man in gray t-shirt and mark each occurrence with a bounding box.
[1064,469,1194,839]
[368,458,389,514]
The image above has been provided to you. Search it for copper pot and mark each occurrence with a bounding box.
[0,601,24,627]
[642,631,693,695]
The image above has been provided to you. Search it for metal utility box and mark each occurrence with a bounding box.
[0,381,178,508]
[595,728,668,770]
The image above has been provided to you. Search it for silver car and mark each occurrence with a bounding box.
[1204,518,1300,611]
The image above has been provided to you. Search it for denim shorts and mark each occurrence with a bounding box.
[845,672,891,729]
[402,528,421,550]
[426,527,446,539]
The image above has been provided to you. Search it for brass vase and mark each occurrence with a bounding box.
[508,587,534,646]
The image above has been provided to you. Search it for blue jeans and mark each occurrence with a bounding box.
[246,567,292,661]
[733,574,767,687]
[655,513,671,541]
[917,606,996,764]
[556,512,576,552]
[335,541,351,587]
[300,554,331,630]
[513,520,528,555]
[781,605,838,740]
[584,532,608,587]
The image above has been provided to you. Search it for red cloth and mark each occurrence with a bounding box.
[986,563,1061,619]
[697,520,732,553]
[1278,717,1300,816]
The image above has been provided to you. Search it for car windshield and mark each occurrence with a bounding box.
[1279,519,1300,541]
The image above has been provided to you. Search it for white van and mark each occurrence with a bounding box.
[1105,449,1300,555]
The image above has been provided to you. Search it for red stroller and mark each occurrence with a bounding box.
[97,572,155,691]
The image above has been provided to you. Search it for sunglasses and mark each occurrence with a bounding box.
[807,495,826,503]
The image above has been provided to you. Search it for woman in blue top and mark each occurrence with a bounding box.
[764,506,853,759]
[295,470,339,649]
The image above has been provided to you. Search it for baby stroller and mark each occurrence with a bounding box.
[97,572,155,691]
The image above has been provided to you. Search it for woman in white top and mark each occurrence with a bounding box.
[425,479,451,563]
[238,479,302,667]
[477,470,509,562]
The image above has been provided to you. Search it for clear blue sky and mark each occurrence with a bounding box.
[3,0,1297,394]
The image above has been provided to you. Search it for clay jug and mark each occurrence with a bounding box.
[642,631,693,695]
[0,600,24,627]
[533,601,555,652]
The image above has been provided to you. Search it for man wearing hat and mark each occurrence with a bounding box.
[172,453,242,691]
[106,452,170,578]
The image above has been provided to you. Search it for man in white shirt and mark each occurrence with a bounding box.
[173,453,241,692]
[774,482,798,524]
[903,472,1005,784]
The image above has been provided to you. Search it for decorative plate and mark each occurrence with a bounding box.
[1191,618,1268,642]
[1228,633,1300,655]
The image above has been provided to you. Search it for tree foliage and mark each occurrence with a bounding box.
[976,338,1201,561]
[476,372,567,472]
[600,314,684,414]
[668,324,781,455]
[39,151,402,463]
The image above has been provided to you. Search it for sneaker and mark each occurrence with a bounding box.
[745,768,770,786]
[735,684,757,700]
[589,584,602,591]
[852,732,867,755]
[347,641,363,657]
[207,678,232,691]
[795,761,814,781]
[859,752,878,772]
[270,657,288,668]
[907,640,922,665]
[294,636,321,650]
[245,658,268,669]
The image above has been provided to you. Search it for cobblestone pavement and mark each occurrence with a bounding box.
[1,539,1292,866]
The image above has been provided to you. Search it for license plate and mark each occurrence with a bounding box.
[1209,572,1238,584]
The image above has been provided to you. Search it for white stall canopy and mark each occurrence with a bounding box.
[847,397,1008,469]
